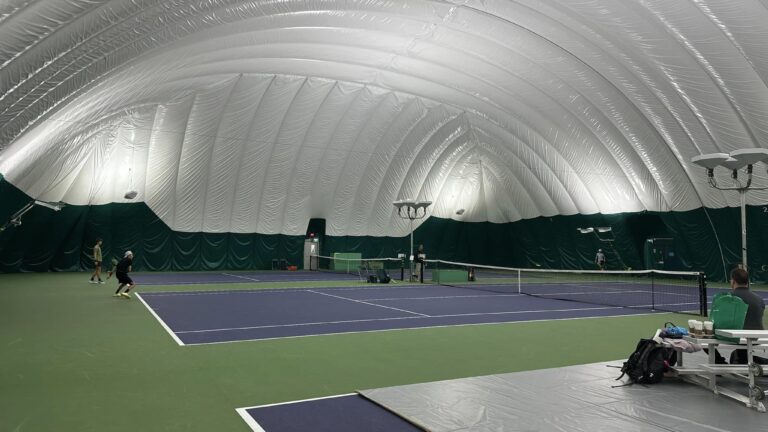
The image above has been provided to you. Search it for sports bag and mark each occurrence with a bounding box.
[659,322,688,339]
[615,338,677,385]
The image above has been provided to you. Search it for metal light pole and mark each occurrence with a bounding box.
[691,148,768,273]
[393,199,432,282]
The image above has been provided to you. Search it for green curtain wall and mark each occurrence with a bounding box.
[0,177,303,272]
[1,175,763,281]
[322,210,763,283]
[323,214,644,271]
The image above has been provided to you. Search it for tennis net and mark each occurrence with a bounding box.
[424,259,707,316]
[309,255,405,281]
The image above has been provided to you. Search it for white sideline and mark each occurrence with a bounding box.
[236,393,358,432]
[136,293,185,346]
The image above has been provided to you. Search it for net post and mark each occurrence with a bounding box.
[699,272,707,317]
[517,269,521,294]
[651,271,656,311]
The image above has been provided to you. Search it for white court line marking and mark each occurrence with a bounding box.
[333,292,701,302]
[307,289,430,317]
[365,293,525,301]
[221,273,261,282]
[236,408,266,432]
[236,393,357,432]
[136,293,185,346]
[136,277,361,286]
[174,305,620,334]
[188,312,666,346]
[531,289,647,296]
[140,285,697,301]
[139,284,425,297]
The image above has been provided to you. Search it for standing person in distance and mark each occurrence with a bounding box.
[89,238,104,284]
[595,248,606,271]
[415,244,426,282]
[113,251,136,299]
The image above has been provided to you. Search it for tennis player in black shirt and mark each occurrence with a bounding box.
[113,251,136,299]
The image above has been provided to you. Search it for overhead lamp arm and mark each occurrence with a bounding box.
[1,200,65,232]
[693,149,768,191]
[690,148,768,273]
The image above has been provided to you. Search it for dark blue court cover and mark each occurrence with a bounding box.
[239,393,423,431]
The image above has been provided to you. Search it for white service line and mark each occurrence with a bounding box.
[136,293,185,346]
[363,293,525,301]
[174,305,622,334]
[189,311,667,346]
[221,273,261,282]
[176,315,428,334]
[139,284,426,297]
[531,289,648,296]
[307,289,430,317]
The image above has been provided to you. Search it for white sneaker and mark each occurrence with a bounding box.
[89,280,97,284]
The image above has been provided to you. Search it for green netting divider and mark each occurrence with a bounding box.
[331,252,361,271]
[431,269,468,284]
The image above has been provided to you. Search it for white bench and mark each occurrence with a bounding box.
[670,330,768,412]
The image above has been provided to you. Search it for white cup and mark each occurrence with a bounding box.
[687,319,697,334]
[693,321,704,337]
[704,321,714,336]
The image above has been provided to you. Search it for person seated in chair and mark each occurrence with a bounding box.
[728,267,767,365]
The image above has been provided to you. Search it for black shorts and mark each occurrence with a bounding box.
[116,272,133,285]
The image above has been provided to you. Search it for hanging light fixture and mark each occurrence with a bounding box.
[124,134,138,200]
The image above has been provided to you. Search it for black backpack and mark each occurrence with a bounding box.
[615,339,677,385]
[375,269,391,284]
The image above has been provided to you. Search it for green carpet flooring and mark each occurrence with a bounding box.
[2,272,763,432]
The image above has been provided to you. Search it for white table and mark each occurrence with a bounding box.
[716,329,768,411]
[669,331,768,412]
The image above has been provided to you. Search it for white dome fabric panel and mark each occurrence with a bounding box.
[1,0,768,235]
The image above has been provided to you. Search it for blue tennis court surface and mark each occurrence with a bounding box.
[237,394,421,432]
[138,283,667,345]
[131,270,359,285]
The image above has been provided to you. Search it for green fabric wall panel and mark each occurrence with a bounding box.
[322,235,406,260]
[322,213,686,276]
[201,234,228,270]
[0,178,304,272]
[226,234,254,269]
[3,174,767,281]
[172,232,202,270]
[660,209,726,281]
